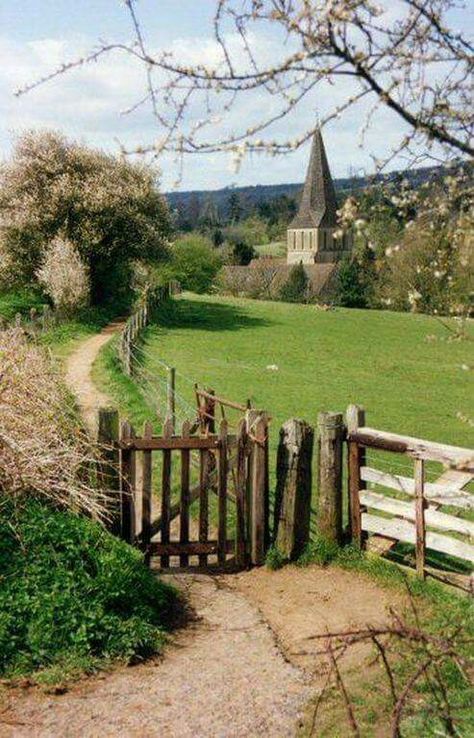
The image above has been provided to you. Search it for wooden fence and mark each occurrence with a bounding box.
[0,304,57,334]
[118,282,181,377]
[98,407,269,569]
[347,405,474,579]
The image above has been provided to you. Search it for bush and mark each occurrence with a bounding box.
[0,130,171,306]
[335,246,377,308]
[165,234,222,293]
[0,497,176,678]
[232,240,256,265]
[36,236,90,315]
[279,262,309,303]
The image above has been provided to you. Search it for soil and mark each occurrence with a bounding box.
[0,322,404,737]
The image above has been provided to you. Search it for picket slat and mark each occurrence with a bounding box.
[160,418,173,567]
[217,420,228,565]
[180,421,191,567]
[141,420,153,564]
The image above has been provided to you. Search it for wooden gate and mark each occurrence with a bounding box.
[102,410,269,570]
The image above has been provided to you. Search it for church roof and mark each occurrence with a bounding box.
[289,128,338,229]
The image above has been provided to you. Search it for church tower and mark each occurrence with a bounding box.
[287,128,353,265]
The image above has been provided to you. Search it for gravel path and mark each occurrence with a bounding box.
[2,321,311,738]
[3,575,310,738]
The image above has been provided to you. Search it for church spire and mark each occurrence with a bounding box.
[290,128,338,229]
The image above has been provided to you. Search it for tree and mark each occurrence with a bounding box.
[279,263,309,303]
[26,2,473,168]
[336,250,376,308]
[36,236,90,315]
[0,131,171,306]
[165,234,222,293]
[232,240,256,266]
[227,192,243,223]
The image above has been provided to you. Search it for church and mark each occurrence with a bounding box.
[287,128,353,265]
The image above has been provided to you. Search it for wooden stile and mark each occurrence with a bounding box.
[415,458,426,579]
[120,420,136,544]
[141,420,153,565]
[217,419,228,565]
[180,420,191,566]
[160,417,173,567]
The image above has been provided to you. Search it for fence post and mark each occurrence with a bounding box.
[346,404,366,547]
[42,304,50,332]
[317,412,344,544]
[97,407,120,535]
[274,418,314,560]
[414,458,426,579]
[125,326,132,376]
[247,412,268,565]
[167,366,176,433]
[15,312,22,328]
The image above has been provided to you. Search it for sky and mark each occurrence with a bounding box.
[0,1,471,191]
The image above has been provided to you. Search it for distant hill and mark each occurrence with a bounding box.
[165,164,446,222]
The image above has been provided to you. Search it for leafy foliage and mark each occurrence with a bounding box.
[279,262,309,303]
[164,234,222,293]
[0,497,176,679]
[0,130,171,306]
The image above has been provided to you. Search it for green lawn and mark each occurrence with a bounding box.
[137,293,473,451]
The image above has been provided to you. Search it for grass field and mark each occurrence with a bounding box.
[135,293,474,450]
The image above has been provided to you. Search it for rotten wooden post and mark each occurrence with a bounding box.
[414,457,427,579]
[317,412,345,544]
[346,404,366,547]
[274,418,314,560]
[97,407,120,535]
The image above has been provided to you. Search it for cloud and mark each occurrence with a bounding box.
[0,27,422,191]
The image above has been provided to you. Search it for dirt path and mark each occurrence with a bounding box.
[2,322,404,737]
[65,320,124,432]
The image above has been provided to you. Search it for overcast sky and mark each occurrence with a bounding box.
[1,1,471,191]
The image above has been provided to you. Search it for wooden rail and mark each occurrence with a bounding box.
[347,406,474,579]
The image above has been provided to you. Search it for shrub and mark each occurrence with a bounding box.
[0,329,106,518]
[0,130,171,306]
[279,262,309,303]
[0,497,176,678]
[232,240,256,265]
[335,245,377,308]
[36,236,90,315]
[166,233,222,293]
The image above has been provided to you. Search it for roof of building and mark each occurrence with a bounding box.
[289,128,338,229]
